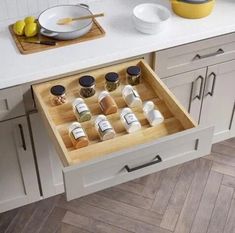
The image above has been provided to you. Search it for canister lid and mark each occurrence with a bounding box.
[143,101,155,113]
[122,85,134,96]
[50,85,66,96]
[95,114,107,126]
[120,107,132,118]
[98,91,110,102]
[72,98,84,108]
[79,75,95,87]
[68,122,82,134]
[127,66,141,76]
[105,72,119,82]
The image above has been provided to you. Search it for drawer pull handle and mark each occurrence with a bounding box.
[194,48,224,60]
[193,75,204,100]
[229,101,235,130]
[18,124,26,151]
[207,72,216,97]
[125,155,162,173]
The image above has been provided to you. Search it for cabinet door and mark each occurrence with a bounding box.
[162,68,207,123]
[29,113,64,198]
[0,117,40,213]
[0,86,25,121]
[200,60,235,142]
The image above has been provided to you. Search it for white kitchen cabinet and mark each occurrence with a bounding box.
[162,68,206,124]
[29,113,64,198]
[0,116,40,213]
[161,62,235,143]
[200,60,235,142]
[0,86,25,121]
[155,33,235,78]
[155,33,235,143]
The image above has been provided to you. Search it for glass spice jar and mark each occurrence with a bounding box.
[126,66,141,85]
[72,98,91,122]
[50,85,67,106]
[122,85,142,108]
[105,72,120,92]
[78,75,96,98]
[68,122,89,149]
[120,107,141,133]
[143,101,164,126]
[95,115,116,141]
[98,91,118,115]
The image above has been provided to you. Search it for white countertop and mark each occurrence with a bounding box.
[1,0,235,89]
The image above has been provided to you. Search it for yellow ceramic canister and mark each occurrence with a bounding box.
[171,0,215,19]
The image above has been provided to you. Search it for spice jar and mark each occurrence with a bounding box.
[98,91,118,115]
[95,115,116,141]
[126,66,141,85]
[120,108,141,133]
[72,98,91,122]
[143,101,164,126]
[68,122,89,149]
[105,72,120,92]
[50,85,66,106]
[79,75,96,98]
[122,85,142,108]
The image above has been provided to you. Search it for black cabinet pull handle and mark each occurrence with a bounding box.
[18,124,26,151]
[229,101,235,130]
[193,48,224,60]
[125,155,162,173]
[193,75,204,100]
[207,72,216,97]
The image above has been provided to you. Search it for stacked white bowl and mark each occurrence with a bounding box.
[132,3,171,34]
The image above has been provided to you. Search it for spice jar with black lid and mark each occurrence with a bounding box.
[79,75,96,98]
[50,85,66,106]
[105,72,120,92]
[126,66,141,85]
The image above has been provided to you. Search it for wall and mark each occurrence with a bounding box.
[0,0,95,22]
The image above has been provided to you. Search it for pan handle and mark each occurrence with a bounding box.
[79,3,89,9]
[40,28,58,38]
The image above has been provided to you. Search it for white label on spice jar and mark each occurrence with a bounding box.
[132,90,140,98]
[98,120,112,132]
[72,127,86,139]
[76,103,89,114]
[124,113,138,125]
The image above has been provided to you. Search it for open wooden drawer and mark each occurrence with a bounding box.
[33,59,214,200]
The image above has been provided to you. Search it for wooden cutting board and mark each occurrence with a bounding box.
[9,19,105,55]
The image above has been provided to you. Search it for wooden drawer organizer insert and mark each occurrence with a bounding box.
[33,59,196,166]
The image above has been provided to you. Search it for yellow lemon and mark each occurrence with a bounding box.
[24,16,36,24]
[13,20,25,36]
[24,22,38,37]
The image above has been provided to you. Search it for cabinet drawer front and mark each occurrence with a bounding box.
[0,86,25,121]
[63,126,213,200]
[155,33,235,78]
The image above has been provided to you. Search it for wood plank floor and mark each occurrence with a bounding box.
[1,138,235,233]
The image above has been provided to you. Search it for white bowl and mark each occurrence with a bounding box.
[132,3,171,34]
